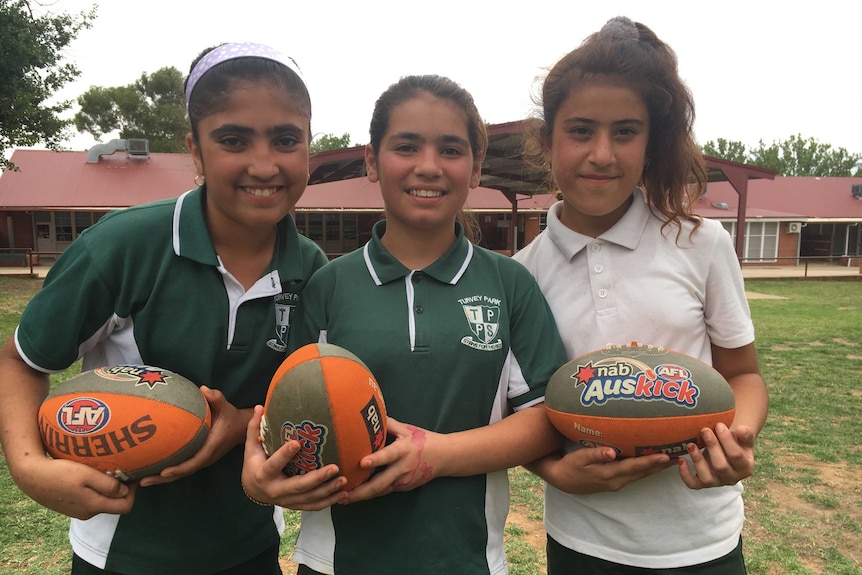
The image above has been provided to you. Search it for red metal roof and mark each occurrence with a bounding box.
[1,148,859,220]
[693,176,862,220]
[0,148,555,212]
[0,149,197,210]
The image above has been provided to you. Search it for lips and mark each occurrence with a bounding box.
[241,187,279,198]
[408,189,444,198]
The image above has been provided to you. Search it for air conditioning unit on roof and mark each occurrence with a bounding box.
[126,138,150,157]
[786,222,802,234]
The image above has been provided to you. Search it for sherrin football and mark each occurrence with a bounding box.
[39,365,211,481]
[545,342,735,458]
[260,343,387,490]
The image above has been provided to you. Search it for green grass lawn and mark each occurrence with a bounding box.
[0,277,860,574]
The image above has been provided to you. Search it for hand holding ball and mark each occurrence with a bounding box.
[545,342,735,458]
[260,343,387,490]
[39,365,211,481]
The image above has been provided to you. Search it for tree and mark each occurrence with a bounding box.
[702,135,861,177]
[310,132,354,154]
[75,66,188,153]
[701,138,748,164]
[0,0,95,171]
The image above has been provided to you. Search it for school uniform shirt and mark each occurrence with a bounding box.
[290,220,567,575]
[15,187,328,575]
[513,192,755,569]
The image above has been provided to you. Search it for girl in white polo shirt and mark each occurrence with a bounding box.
[513,16,769,575]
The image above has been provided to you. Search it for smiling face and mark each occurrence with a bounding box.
[544,82,650,237]
[186,79,310,241]
[365,91,481,241]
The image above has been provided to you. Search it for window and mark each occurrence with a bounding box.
[75,212,94,235]
[55,212,73,242]
[744,221,778,263]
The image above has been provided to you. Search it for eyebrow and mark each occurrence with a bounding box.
[562,117,647,127]
[209,123,307,138]
[388,131,470,146]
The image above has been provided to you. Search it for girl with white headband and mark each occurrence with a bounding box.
[0,42,329,574]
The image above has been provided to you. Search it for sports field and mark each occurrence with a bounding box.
[1,277,860,574]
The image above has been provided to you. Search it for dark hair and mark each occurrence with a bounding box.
[185,45,312,143]
[368,75,486,242]
[525,17,706,230]
[368,75,488,162]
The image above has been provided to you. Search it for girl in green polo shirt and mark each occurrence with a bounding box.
[0,42,328,574]
[242,75,569,575]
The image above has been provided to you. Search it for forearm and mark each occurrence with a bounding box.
[0,339,51,480]
[727,373,769,436]
[440,404,563,477]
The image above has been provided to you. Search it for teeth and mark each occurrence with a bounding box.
[409,189,443,198]
[245,188,277,197]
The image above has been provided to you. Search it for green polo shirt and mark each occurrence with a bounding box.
[291,221,567,575]
[16,187,327,574]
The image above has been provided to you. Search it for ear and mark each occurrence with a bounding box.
[364,144,379,183]
[186,133,203,176]
[540,125,552,160]
[469,156,482,190]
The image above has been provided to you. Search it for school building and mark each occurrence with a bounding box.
[0,121,860,268]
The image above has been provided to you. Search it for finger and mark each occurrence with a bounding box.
[83,479,137,514]
[344,471,395,503]
[84,471,132,498]
[358,441,402,470]
[681,441,716,488]
[200,386,228,413]
[244,405,266,458]
[573,446,619,465]
[677,452,703,489]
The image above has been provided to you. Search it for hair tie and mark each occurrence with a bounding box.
[185,42,304,110]
[599,16,639,41]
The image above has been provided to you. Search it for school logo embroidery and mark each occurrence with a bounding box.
[93,365,168,390]
[281,420,329,476]
[458,295,503,351]
[268,292,298,352]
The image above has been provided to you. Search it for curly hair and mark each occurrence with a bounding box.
[524,17,706,232]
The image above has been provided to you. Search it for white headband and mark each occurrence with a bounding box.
[184,42,304,109]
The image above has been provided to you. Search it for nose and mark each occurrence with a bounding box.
[414,147,443,178]
[589,132,615,167]
[247,143,279,180]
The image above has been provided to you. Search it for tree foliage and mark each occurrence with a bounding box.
[702,134,861,177]
[310,132,354,154]
[0,0,95,170]
[75,66,188,153]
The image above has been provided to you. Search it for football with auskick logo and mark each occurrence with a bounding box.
[259,343,387,490]
[38,365,211,481]
[545,342,735,458]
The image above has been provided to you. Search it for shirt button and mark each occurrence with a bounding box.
[598,289,608,299]
[593,264,604,273]
[415,305,424,314]
[412,272,424,282]
[590,243,602,252]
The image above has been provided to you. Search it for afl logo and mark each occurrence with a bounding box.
[57,397,110,434]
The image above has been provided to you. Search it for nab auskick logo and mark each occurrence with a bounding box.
[458,294,503,351]
[572,360,700,408]
[57,397,110,434]
[93,365,168,390]
[281,420,328,476]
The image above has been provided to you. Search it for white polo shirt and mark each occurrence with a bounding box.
[514,192,754,568]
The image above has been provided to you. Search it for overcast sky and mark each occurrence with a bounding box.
[31,0,862,158]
